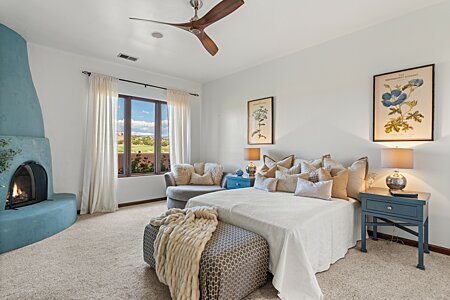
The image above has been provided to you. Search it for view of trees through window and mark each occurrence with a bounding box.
[117,95,170,176]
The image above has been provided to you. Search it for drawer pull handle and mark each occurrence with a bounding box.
[387,206,393,211]
[236,183,240,186]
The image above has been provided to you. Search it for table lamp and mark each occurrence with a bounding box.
[381,148,414,190]
[244,148,260,177]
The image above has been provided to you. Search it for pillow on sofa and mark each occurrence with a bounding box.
[254,173,278,192]
[204,163,224,186]
[190,172,214,185]
[172,164,194,185]
[322,156,368,199]
[260,155,294,173]
[294,178,333,200]
[194,162,205,175]
[276,171,309,193]
[318,168,349,200]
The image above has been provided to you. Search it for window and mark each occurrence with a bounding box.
[117,95,170,176]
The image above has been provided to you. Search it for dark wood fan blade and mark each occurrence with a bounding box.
[196,0,244,28]
[195,31,219,56]
[130,17,191,31]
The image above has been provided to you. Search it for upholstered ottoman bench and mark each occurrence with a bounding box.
[144,221,269,300]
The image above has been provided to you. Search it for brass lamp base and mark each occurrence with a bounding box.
[246,162,257,177]
[386,170,407,190]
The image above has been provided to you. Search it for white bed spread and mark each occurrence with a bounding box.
[186,188,361,300]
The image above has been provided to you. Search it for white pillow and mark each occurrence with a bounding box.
[276,171,309,193]
[347,158,368,199]
[300,162,331,182]
[254,173,278,192]
[294,178,333,200]
[190,172,214,185]
[277,164,301,175]
[172,164,194,185]
[204,163,224,186]
[294,158,323,170]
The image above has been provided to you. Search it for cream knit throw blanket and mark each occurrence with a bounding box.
[150,206,219,300]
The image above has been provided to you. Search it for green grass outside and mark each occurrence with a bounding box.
[117,144,169,154]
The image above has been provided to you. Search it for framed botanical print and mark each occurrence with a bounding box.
[248,97,273,145]
[373,64,434,141]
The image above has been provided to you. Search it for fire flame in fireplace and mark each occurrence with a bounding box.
[12,183,22,198]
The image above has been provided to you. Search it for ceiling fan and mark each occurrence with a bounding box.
[130,0,245,56]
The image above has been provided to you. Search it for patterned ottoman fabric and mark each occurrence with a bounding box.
[143,222,269,300]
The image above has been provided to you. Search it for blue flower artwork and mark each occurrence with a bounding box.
[380,78,425,134]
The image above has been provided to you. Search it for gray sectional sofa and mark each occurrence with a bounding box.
[164,172,229,209]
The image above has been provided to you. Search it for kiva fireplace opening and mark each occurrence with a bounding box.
[6,161,48,209]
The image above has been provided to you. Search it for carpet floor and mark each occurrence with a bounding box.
[1,201,449,300]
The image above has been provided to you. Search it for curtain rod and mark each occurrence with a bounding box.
[81,71,199,97]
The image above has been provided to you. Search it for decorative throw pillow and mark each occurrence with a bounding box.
[193,162,205,175]
[322,156,345,176]
[322,156,368,199]
[172,164,194,185]
[300,162,330,182]
[347,157,369,199]
[254,173,278,192]
[277,164,301,175]
[294,157,323,171]
[294,178,333,200]
[276,171,309,193]
[190,172,214,185]
[259,164,277,178]
[318,168,349,200]
[260,155,294,173]
[204,163,224,186]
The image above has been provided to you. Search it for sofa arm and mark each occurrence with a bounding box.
[221,172,232,189]
[164,173,176,188]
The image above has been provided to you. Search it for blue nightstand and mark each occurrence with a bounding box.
[360,187,430,270]
[226,175,255,190]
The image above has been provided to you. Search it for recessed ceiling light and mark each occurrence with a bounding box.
[151,32,163,39]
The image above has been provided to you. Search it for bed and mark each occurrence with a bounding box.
[186,187,361,300]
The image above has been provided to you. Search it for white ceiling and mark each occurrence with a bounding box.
[0,0,444,83]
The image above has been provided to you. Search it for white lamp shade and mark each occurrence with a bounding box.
[381,148,414,169]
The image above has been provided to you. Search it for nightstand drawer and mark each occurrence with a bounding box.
[226,175,255,190]
[365,198,419,219]
[227,178,252,189]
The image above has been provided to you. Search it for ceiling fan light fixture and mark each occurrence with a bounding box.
[151,32,164,39]
[189,28,202,35]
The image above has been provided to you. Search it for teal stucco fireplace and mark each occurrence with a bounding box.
[0,24,77,253]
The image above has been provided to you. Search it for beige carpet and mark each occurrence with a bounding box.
[1,201,449,300]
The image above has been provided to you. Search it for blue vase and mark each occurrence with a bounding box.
[236,169,244,176]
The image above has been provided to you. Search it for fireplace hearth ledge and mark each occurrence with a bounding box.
[0,193,77,253]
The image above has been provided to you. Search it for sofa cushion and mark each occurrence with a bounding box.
[172,164,195,185]
[204,163,224,185]
[166,185,225,202]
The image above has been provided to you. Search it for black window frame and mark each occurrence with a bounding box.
[118,94,169,177]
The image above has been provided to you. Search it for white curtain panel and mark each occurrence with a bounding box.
[81,73,119,214]
[167,89,191,166]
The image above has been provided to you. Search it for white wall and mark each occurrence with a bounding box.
[28,44,202,206]
[201,3,450,248]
